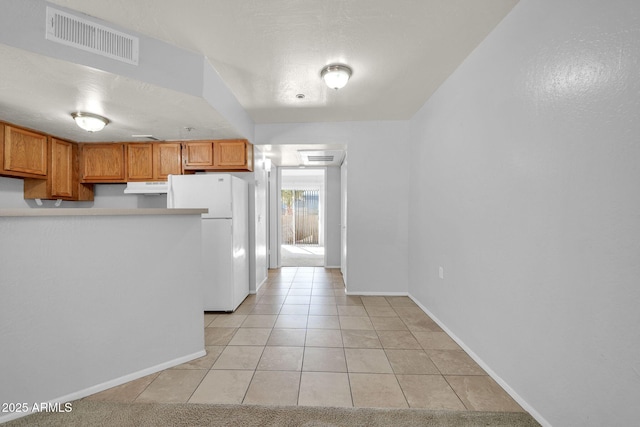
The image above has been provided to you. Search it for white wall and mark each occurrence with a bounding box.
[407,1,640,426]
[251,150,269,291]
[0,177,167,209]
[0,212,205,423]
[340,155,348,279]
[268,166,279,269]
[256,121,410,295]
[0,176,27,207]
[325,166,342,268]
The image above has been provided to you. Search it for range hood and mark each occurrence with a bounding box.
[124,181,168,195]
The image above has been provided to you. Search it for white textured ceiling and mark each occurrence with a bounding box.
[0,43,237,143]
[1,0,518,164]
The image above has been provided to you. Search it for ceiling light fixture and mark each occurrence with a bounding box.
[71,112,109,132]
[321,64,352,90]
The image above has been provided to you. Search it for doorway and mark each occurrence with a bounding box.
[280,168,325,267]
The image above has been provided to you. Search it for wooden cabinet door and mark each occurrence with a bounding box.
[24,138,94,201]
[216,140,247,167]
[127,143,154,181]
[81,143,126,182]
[182,139,253,172]
[50,138,73,198]
[155,143,182,179]
[1,125,48,178]
[126,142,182,181]
[183,141,214,168]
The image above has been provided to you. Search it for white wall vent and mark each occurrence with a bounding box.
[307,155,335,162]
[298,150,345,166]
[45,7,139,65]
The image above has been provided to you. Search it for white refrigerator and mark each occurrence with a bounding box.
[167,173,249,312]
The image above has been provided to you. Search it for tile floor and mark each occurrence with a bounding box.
[85,267,524,412]
[281,244,324,267]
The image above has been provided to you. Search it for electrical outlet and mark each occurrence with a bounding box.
[439,266,444,279]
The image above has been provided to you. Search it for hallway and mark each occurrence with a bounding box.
[84,267,524,412]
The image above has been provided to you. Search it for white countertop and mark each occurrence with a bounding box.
[0,208,208,217]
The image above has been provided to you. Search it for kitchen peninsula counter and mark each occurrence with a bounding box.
[0,208,207,217]
[0,207,207,423]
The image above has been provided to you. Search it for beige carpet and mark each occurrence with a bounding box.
[4,400,540,427]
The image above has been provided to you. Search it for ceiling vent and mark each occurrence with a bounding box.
[298,150,345,166]
[307,155,334,162]
[45,7,139,65]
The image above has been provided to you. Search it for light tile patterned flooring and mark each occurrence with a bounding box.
[85,267,524,412]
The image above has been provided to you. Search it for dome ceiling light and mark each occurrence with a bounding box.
[71,112,109,132]
[321,64,352,90]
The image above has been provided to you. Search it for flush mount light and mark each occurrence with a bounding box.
[71,112,109,132]
[321,64,352,90]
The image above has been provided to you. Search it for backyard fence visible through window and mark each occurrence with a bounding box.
[281,189,319,245]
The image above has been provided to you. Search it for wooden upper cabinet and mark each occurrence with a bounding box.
[50,138,73,198]
[126,143,154,181]
[183,139,253,172]
[154,143,182,179]
[24,138,94,201]
[127,142,182,181]
[217,139,248,167]
[183,141,214,169]
[216,139,253,171]
[0,124,48,179]
[80,143,126,183]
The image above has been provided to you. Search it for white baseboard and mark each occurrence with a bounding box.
[324,265,341,269]
[0,349,206,424]
[408,294,551,427]
[346,291,408,296]
[254,275,268,293]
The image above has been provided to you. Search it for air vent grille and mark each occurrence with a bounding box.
[307,156,334,162]
[297,150,345,166]
[46,7,139,65]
